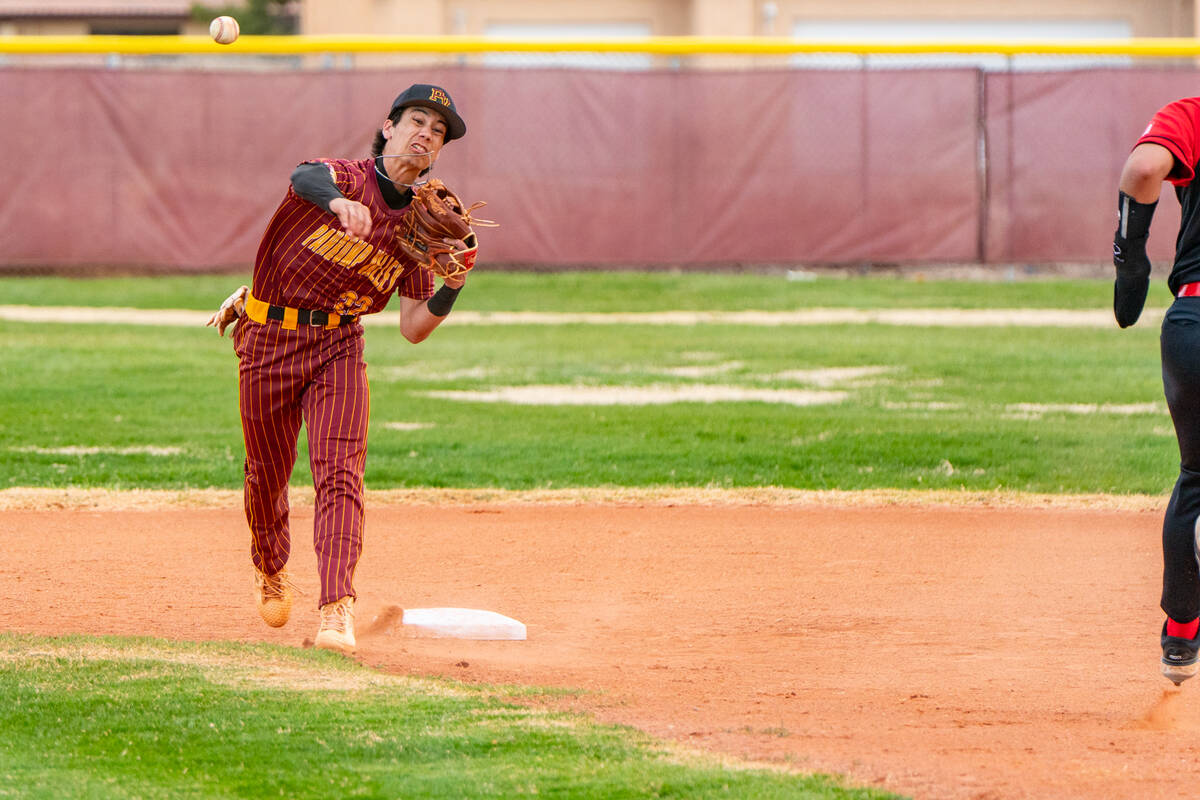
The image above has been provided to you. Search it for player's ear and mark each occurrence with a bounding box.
[381,120,393,139]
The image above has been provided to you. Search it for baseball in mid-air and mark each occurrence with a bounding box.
[209,15,240,45]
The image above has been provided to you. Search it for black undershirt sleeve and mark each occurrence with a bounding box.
[290,162,343,213]
[291,159,416,215]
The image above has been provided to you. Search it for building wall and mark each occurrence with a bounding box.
[452,0,689,35]
[303,0,692,68]
[2,20,89,35]
[304,0,691,37]
[0,18,209,36]
[0,0,1193,38]
[303,0,691,36]
[300,0,1196,37]
[769,0,1193,38]
[303,0,444,35]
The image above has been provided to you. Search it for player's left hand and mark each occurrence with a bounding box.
[206,285,249,337]
[398,178,495,280]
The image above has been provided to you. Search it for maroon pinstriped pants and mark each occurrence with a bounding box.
[234,317,369,608]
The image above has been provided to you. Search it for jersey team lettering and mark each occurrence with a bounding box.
[301,224,405,293]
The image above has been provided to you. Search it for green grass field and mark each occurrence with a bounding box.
[0,634,898,800]
[0,271,1162,311]
[0,271,1176,799]
[0,272,1176,494]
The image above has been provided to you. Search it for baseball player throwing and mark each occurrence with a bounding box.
[1114,96,1200,684]
[207,84,476,654]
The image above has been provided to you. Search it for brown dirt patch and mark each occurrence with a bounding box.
[1,496,1193,799]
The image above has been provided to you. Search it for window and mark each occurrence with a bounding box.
[790,19,1133,70]
[483,22,653,70]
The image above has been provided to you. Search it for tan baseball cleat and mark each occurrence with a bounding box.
[315,596,356,654]
[254,568,294,628]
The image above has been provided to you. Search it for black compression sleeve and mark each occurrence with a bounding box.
[290,162,344,213]
[1114,191,1157,276]
[1116,190,1156,246]
[426,284,461,317]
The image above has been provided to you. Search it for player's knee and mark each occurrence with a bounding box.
[244,458,292,490]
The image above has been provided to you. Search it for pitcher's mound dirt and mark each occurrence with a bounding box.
[1,499,1195,799]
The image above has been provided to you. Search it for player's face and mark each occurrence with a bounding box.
[383,106,448,172]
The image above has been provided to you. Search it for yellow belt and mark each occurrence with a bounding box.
[244,291,352,331]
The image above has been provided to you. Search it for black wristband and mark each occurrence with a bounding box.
[426,284,461,317]
[1116,190,1157,244]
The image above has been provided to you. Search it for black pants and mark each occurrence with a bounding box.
[1161,297,1200,622]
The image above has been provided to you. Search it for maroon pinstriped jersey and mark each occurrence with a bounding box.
[251,158,435,317]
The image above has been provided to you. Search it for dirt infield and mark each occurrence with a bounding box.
[2,492,1196,799]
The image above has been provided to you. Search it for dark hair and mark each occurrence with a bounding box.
[370,107,407,158]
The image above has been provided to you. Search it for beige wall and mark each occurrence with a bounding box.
[2,0,1193,38]
[305,0,443,35]
[771,0,1193,38]
[1,18,208,36]
[303,0,689,37]
[447,0,688,35]
[3,20,89,35]
[300,0,1196,37]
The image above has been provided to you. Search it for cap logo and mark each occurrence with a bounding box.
[429,87,451,107]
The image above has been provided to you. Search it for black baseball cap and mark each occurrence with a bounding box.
[389,84,466,142]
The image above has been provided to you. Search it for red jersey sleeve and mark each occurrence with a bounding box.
[1137,97,1200,187]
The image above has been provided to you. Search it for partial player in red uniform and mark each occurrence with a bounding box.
[1113,96,1200,684]
[206,84,473,654]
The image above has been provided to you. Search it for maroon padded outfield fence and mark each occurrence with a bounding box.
[0,65,1192,271]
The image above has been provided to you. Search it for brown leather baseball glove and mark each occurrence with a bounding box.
[397,179,496,279]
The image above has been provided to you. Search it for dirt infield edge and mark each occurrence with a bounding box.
[0,486,1165,512]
